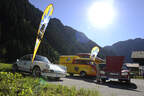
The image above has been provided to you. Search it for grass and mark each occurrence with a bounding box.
[37,81,100,96]
[134,76,144,79]
[0,63,13,72]
[0,63,101,96]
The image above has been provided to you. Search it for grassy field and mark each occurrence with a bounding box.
[0,63,13,72]
[0,63,100,96]
[134,76,144,79]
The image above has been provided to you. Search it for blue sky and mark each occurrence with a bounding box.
[29,0,144,47]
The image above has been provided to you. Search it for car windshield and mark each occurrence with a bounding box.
[35,55,51,63]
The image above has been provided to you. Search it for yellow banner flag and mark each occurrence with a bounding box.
[32,4,54,63]
[90,46,100,60]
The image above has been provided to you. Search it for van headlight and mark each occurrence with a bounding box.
[121,72,128,75]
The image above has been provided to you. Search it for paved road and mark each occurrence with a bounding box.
[47,76,144,96]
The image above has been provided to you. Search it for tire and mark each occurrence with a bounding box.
[118,79,122,83]
[126,79,131,83]
[55,77,60,81]
[97,79,101,83]
[80,71,86,77]
[12,64,18,73]
[32,66,41,77]
[69,73,74,77]
[101,78,106,83]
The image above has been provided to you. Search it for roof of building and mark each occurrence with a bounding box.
[131,51,144,58]
[125,63,139,68]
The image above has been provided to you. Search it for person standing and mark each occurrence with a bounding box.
[142,71,144,79]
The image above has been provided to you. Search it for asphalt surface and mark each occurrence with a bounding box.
[47,76,144,96]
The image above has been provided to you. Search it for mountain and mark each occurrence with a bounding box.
[103,38,144,62]
[45,18,102,55]
[0,0,59,62]
[0,0,105,62]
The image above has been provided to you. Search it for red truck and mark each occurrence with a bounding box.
[99,56,131,83]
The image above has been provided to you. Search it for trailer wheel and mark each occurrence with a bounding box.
[101,78,106,83]
[118,79,122,83]
[80,71,86,77]
[126,79,131,83]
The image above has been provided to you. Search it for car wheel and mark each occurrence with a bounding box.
[80,71,86,77]
[55,77,60,81]
[12,64,18,73]
[32,66,41,77]
[69,73,74,77]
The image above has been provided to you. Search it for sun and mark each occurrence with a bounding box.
[88,2,115,28]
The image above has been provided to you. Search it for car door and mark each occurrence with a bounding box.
[23,55,32,72]
[19,55,31,72]
[17,58,25,71]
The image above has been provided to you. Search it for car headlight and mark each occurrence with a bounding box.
[121,72,128,75]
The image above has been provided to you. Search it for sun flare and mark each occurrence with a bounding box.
[88,2,115,28]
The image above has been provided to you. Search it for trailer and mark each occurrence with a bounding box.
[99,56,131,83]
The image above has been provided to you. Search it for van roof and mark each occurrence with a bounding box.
[60,55,79,57]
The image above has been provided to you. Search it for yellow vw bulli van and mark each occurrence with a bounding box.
[59,54,103,77]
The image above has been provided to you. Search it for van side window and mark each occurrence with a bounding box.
[80,60,89,64]
[75,60,94,65]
